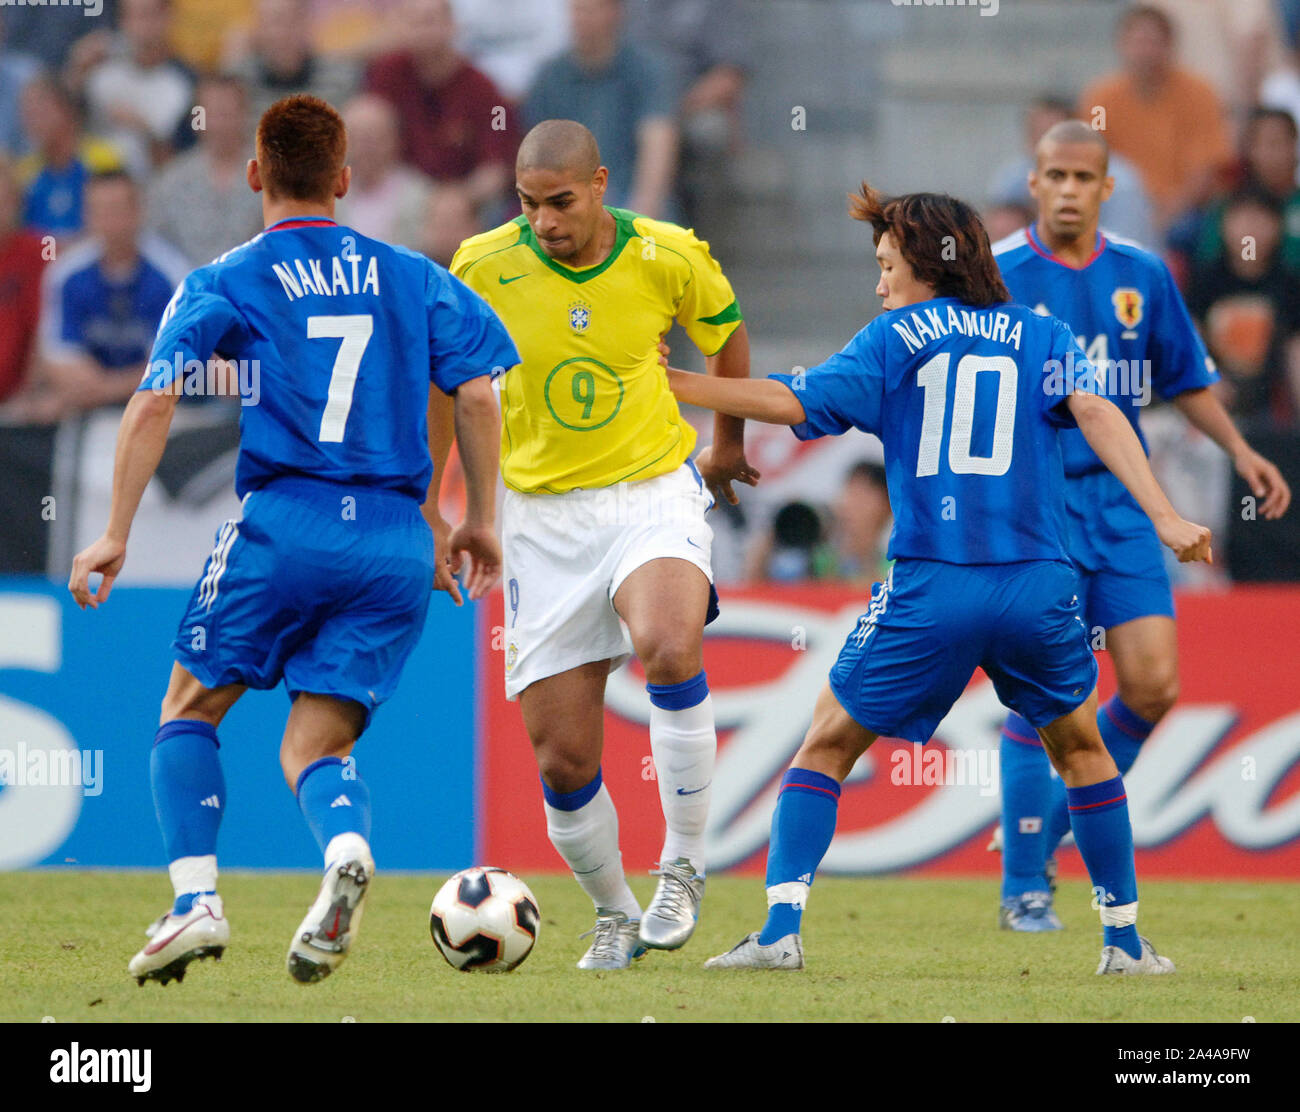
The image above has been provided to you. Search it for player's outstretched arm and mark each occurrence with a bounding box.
[68,386,180,609]
[696,322,761,505]
[668,367,807,426]
[447,375,502,602]
[1172,387,1291,519]
[423,385,463,606]
[1067,390,1212,564]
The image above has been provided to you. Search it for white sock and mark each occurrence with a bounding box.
[169,854,217,898]
[544,782,641,918]
[649,693,717,874]
[324,831,372,871]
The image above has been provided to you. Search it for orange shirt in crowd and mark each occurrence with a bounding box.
[1079,67,1233,220]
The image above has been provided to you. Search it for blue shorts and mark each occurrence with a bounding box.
[829,558,1098,743]
[173,476,435,729]
[1063,470,1174,631]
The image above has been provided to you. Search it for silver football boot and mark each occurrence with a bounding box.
[577,907,647,970]
[639,858,705,950]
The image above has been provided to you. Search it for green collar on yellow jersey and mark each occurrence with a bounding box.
[513,207,638,284]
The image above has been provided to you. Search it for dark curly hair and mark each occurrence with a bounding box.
[849,182,1011,308]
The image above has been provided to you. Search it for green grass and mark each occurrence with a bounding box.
[2,872,1296,1022]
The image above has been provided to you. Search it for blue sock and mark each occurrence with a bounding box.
[645,670,709,710]
[1098,695,1153,774]
[1066,775,1140,959]
[1043,778,1072,861]
[759,768,841,944]
[171,891,215,916]
[296,756,371,857]
[1044,696,1155,857]
[540,770,604,811]
[151,719,224,868]
[998,713,1053,899]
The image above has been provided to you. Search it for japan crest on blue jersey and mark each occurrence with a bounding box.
[992,225,1218,476]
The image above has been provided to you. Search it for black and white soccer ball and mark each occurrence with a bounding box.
[429,867,540,972]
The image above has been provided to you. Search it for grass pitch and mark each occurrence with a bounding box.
[3,872,1296,1023]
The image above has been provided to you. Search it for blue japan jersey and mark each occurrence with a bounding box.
[770,298,1096,566]
[993,225,1218,476]
[42,235,189,371]
[140,216,520,500]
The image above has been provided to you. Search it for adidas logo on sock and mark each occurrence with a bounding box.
[330,795,352,808]
[199,795,220,808]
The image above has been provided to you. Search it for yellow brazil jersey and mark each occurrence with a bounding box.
[450,207,742,494]
[17,138,124,187]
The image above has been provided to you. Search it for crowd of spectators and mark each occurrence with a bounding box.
[0,0,749,423]
[985,3,1300,438]
[2,0,1295,584]
[979,2,1300,583]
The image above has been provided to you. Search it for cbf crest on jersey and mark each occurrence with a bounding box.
[1112,287,1144,330]
[568,299,591,333]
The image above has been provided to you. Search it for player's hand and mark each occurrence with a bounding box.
[695,443,761,506]
[430,513,464,606]
[1156,515,1213,565]
[448,521,502,601]
[657,336,671,368]
[68,534,126,610]
[1233,447,1291,519]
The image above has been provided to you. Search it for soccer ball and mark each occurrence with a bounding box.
[429,867,540,972]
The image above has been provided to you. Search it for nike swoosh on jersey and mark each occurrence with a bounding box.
[498,274,526,284]
[676,783,710,796]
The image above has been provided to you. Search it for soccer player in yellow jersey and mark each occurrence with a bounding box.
[451,120,757,969]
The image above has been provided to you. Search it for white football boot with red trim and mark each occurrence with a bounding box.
[128,894,229,986]
[286,851,374,984]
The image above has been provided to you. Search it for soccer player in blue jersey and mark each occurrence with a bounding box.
[989,121,1291,931]
[668,182,1212,974]
[67,95,518,985]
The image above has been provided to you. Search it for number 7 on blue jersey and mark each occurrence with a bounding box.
[309,314,374,443]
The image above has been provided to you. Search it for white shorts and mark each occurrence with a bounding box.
[500,462,716,699]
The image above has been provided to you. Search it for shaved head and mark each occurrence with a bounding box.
[516,119,601,178]
[1029,119,1115,248]
[1035,119,1109,173]
[514,119,611,265]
